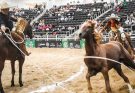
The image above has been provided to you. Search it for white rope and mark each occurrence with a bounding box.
[127,83,135,93]
[6,27,25,44]
[3,27,26,56]
[30,59,76,93]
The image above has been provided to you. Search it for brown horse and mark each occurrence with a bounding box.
[76,20,135,93]
[0,20,33,93]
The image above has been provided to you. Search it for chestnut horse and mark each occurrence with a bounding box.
[76,20,135,93]
[0,19,33,93]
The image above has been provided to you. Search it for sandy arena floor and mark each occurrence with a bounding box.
[2,48,135,93]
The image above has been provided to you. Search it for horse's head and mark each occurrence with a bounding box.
[14,18,33,39]
[24,22,33,39]
[77,20,95,39]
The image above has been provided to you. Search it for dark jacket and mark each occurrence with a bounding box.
[0,12,17,31]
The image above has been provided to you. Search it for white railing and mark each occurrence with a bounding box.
[29,34,135,42]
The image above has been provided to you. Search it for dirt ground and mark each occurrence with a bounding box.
[2,48,135,93]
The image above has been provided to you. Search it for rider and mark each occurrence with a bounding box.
[0,1,31,56]
[100,13,135,58]
[99,14,123,42]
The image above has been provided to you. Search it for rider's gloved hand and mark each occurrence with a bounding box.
[1,25,6,32]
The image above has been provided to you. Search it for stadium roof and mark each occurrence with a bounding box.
[0,0,125,9]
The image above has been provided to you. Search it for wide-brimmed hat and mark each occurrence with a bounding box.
[0,1,13,9]
[106,13,119,19]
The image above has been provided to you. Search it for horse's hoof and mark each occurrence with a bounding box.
[107,90,112,93]
[11,84,15,87]
[0,87,5,93]
[88,87,92,93]
[20,83,23,87]
[19,81,23,87]
[88,87,92,90]
[88,88,93,93]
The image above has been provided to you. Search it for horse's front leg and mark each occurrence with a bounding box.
[102,68,112,93]
[11,61,15,87]
[0,60,5,93]
[18,58,24,87]
[86,69,98,93]
[86,72,92,92]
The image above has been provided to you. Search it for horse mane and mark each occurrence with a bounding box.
[85,20,102,44]
[14,18,28,33]
[93,31,102,44]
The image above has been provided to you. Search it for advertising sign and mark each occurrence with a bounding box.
[25,39,35,48]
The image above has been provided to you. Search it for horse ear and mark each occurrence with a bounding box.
[87,20,96,27]
[92,20,96,27]
[86,20,94,28]
[28,20,31,24]
[87,20,92,24]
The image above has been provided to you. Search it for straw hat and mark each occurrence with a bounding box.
[0,1,13,9]
[106,13,119,19]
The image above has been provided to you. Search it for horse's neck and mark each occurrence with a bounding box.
[85,37,97,56]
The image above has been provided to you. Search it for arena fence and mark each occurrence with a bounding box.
[25,36,135,48]
[25,38,85,48]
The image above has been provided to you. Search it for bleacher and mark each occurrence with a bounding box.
[10,0,135,39]
[31,2,113,38]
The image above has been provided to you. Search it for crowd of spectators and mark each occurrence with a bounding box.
[31,2,113,38]
[9,0,135,38]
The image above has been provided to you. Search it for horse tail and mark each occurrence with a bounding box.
[124,32,135,54]
[119,42,135,70]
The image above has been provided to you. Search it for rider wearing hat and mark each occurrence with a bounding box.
[100,13,135,59]
[0,1,31,56]
[100,13,123,42]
